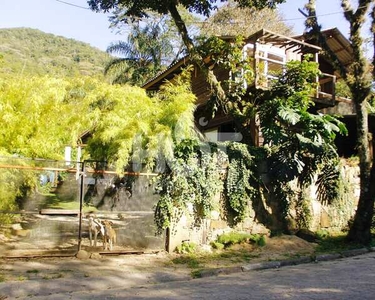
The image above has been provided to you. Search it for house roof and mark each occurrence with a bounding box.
[293,28,353,67]
[142,56,190,91]
[246,28,321,53]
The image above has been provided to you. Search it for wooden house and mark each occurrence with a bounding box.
[142,28,355,148]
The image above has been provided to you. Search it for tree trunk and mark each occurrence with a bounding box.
[167,4,195,53]
[347,99,374,245]
[168,3,229,111]
[305,0,374,245]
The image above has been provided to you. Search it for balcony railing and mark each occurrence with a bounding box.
[317,73,336,103]
[253,56,340,106]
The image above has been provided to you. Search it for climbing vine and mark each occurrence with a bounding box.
[154,139,263,234]
[154,139,225,234]
[224,142,259,223]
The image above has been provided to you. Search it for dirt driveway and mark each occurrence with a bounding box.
[0,235,317,299]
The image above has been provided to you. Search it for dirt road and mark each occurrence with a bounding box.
[8,251,374,300]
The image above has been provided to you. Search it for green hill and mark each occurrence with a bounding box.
[0,27,110,77]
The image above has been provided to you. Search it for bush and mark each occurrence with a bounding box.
[175,241,197,254]
[210,241,225,250]
[216,231,267,248]
[250,234,266,246]
[217,232,252,247]
[316,229,330,240]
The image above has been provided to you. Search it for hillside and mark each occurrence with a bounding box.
[0,27,110,77]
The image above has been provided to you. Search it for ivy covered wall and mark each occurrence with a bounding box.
[155,140,359,252]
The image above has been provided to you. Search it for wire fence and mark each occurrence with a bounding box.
[0,156,165,257]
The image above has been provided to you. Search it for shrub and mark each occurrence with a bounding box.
[175,241,197,254]
[210,241,225,250]
[250,234,266,246]
[216,231,267,248]
[217,232,252,247]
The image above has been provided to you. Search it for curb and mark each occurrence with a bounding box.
[195,247,374,279]
[340,247,369,257]
[198,266,243,278]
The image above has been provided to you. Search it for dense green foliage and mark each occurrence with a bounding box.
[0,164,34,223]
[154,138,263,234]
[108,8,197,62]
[87,70,197,172]
[152,56,347,234]
[0,76,115,217]
[259,58,347,229]
[0,28,110,77]
[216,231,266,247]
[0,72,197,221]
[224,142,259,222]
[154,139,225,234]
[88,0,286,17]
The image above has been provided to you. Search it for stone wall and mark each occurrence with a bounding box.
[309,160,359,231]
[168,159,360,252]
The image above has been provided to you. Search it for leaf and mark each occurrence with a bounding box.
[278,106,301,125]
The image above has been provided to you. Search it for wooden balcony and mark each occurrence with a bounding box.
[251,53,344,109]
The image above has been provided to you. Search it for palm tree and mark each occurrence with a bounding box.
[105,19,175,86]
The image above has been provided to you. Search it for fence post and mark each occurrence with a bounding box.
[77,161,85,251]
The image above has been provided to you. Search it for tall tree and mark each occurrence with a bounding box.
[304,0,375,244]
[105,19,175,85]
[88,0,286,104]
[109,7,199,61]
[201,0,292,37]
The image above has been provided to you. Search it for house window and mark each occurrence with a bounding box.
[258,45,285,87]
[243,43,286,88]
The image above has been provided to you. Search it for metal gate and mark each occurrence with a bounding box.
[0,157,165,258]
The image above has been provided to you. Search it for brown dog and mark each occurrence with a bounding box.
[101,220,117,251]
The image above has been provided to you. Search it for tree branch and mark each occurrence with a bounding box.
[167,4,195,53]
[167,3,229,113]
[354,0,372,22]
[304,0,348,81]
[347,0,372,87]
[341,0,354,23]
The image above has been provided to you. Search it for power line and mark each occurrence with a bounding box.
[283,5,369,22]
[52,1,370,24]
[55,0,90,10]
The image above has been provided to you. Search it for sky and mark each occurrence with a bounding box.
[279,0,351,35]
[0,0,370,52]
[0,0,119,51]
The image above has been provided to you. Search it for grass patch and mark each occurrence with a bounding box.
[191,269,203,278]
[171,248,261,269]
[172,255,201,269]
[210,241,225,250]
[41,194,96,212]
[17,276,27,281]
[315,232,364,254]
[217,232,252,247]
[26,269,39,274]
[49,201,96,212]
[0,274,5,282]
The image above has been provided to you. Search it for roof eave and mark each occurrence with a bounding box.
[142,56,191,90]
